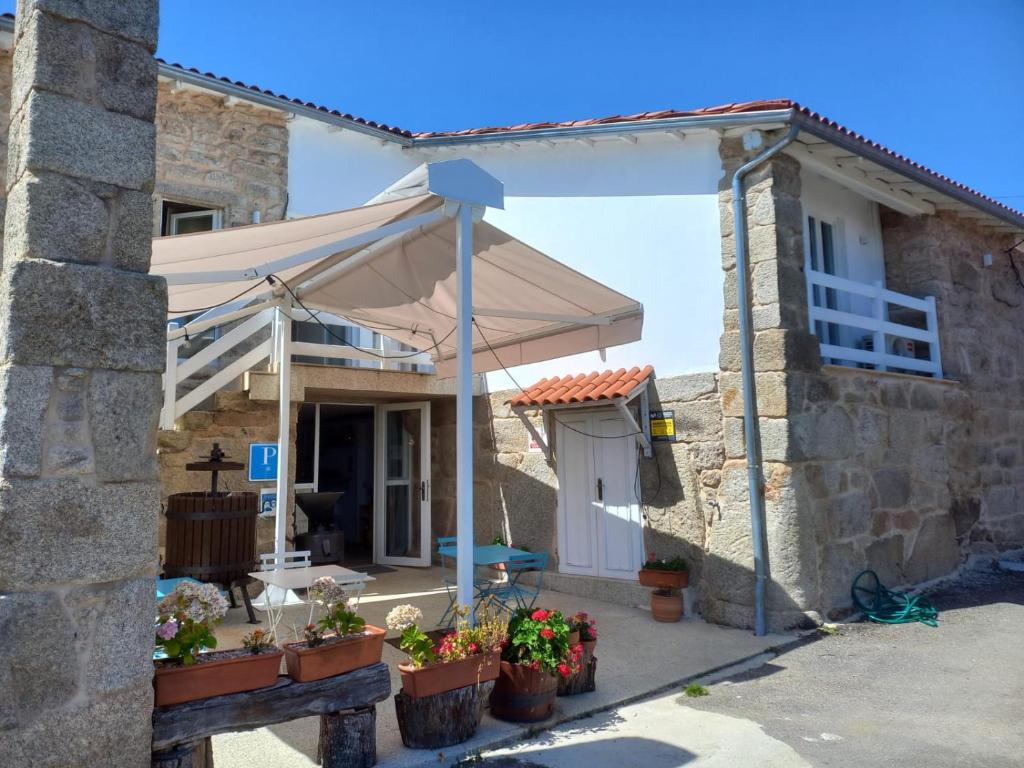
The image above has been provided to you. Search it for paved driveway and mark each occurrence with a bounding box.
[476,567,1024,768]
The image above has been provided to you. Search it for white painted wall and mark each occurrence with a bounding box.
[287,117,422,217]
[288,126,726,386]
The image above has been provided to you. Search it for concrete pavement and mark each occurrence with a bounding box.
[473,566,1024,768]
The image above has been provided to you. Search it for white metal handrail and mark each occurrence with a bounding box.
[160,304,434,429]
[805,268,942,378]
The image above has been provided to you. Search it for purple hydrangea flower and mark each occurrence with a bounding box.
[157,620,179,641]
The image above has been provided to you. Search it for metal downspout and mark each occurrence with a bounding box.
[731,123,800,636]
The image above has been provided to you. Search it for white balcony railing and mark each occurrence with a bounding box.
[805,268,942,378]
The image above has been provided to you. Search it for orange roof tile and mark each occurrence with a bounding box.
[510,366,654,408]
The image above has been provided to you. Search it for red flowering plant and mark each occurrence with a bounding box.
[503,607,582,679]
[569,612,597,642]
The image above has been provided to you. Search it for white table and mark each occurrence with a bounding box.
[248,564,375,644]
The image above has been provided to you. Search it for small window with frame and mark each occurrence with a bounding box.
[161,200,224,236]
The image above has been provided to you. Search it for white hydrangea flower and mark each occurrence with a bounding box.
[309,576,348,607]
[385,604,423,632]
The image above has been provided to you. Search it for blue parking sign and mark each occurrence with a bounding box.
[248,443,279,481]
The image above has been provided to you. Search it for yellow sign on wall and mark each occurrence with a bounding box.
[649,410,675,441]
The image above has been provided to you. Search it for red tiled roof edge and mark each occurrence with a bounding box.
[509,365,655,408]
[0,7,1010,227]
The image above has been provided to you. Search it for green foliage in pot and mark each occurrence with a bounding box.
[642,554,689,572]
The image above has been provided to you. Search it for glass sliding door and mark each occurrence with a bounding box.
[374,402,431,566]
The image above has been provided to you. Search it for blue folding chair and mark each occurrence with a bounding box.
[437,536,459,627]
[483,552,548,612]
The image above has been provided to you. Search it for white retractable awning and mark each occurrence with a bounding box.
[151,160,643,616]
[154,192,642,377]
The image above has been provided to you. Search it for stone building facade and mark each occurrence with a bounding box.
[153,79,288,234]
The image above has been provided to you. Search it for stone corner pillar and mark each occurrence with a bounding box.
[0,2,163,766]
[703,131,827,631]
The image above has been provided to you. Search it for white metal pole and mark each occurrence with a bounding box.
[161,322,180,430]
[455,204,475,613]
[274,305,293,563]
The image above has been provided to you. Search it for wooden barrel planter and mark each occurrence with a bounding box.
[394,681,495,749]
[164,491,259,586]
[489,661,558,722]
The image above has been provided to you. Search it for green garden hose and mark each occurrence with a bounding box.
[851,570,939,627]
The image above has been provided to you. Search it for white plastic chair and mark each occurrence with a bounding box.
[251,551,312,641]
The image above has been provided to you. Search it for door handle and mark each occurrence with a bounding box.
[421,480,427,501]
[597,478,603,502]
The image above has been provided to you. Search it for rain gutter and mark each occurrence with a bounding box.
[730,122,801,637]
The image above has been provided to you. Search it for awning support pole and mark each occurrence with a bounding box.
[274,304,293,564]
[455,203,475,616]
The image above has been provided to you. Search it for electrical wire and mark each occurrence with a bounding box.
[168,280,271,316]
[472,318,643,441]
[1007,238,1024,292]
[267,274,457,361]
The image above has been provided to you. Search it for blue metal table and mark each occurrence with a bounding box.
[437,543,530,566]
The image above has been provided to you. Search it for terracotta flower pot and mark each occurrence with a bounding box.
[153,649,283,707]
[489,661,558,722]
[284,625,385,683]
[399,650,501,699]
[568,630,581,646]
[638,568,689,590]
[650,591,684,623]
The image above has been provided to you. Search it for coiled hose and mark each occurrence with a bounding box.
[851,570,939,627]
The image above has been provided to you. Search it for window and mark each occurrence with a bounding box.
[161,200,223,236]
[807,216,840,346]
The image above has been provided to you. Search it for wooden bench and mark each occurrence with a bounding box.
[152,662,391,768]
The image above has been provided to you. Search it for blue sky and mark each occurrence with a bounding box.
[6,1,1023,205]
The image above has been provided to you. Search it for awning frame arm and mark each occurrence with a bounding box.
[472,307,613,326]
[163,207,449,287]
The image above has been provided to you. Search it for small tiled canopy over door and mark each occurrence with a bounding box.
[554,409,643,579]
[511,367,653,581]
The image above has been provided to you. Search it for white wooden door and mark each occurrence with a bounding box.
[374,401,431,566]
[555,411,644,580]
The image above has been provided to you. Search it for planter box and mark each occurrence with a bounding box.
[284,625,385,683]
[153,649,283,707]
[399,650,500,699]
[489,661,558,722]
[638,568,689,590]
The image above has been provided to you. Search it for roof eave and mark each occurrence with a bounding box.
[792,112,1024,233]
[156,65,415,146]
[412,109,795,146]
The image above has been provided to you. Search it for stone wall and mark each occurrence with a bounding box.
[0,2,163,765]
[153,78,288,234]
[430,393,556,553]
[881,211,1024,561]
[158,391,298,558]
[640,373,724,600]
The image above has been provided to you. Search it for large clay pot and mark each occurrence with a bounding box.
[153,649,283,707]
[399,650,501,699]
[489,661,558,722]
[638,568,689,590]
[650,590,684,622]
[283,625,385,683]
[568,630,581,646]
